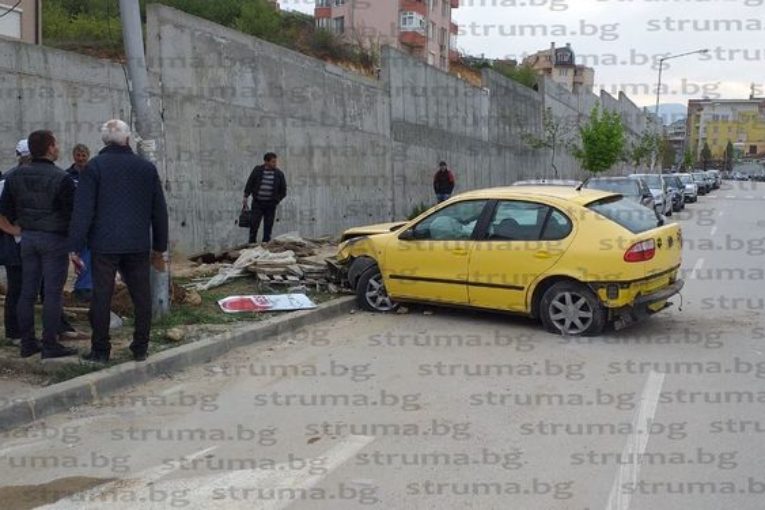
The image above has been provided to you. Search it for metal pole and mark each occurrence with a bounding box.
[119,0,170,318]
[651,59,664,174]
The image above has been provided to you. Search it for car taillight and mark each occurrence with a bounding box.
[624,239,656,262]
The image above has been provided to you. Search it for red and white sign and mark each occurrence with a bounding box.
[217,294,317,314]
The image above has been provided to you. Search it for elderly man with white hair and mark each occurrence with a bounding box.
[68,119,169,363]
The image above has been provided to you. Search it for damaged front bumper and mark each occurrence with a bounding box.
[611,279,685,330]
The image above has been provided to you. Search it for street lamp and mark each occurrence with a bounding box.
[652,48,709,173]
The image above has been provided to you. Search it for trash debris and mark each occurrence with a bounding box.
[396,306,409,314]
[109,312,124,330]
[165,328,185,342]
[183,289,202,306]
[218,294,317,313]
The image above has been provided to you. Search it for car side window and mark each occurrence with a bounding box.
[540,210,573,240]
[411,200,487,241]
[487,201,550,241]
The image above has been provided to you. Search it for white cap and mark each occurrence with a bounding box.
[15,139,29,157]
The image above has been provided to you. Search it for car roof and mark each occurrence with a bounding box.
[456,186,616,205]
[588,176,633,181]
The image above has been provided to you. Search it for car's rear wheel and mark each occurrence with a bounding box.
[356,266,398,312]
[540,282,605,336]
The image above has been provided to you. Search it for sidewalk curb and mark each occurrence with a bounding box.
[0,296,355,432]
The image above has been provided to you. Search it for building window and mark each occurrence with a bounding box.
[333,16,345,34]
[316,0,331,6]
[316,17,331,30]
[0,2,22,40]
[400,11,426,30]
[558,69,569,76]
[442,2,449,16]
[439,27,446,45]
[429,21,436,39]
[334,0,345,5]
[750,145,758,155]
[441,56,447,69]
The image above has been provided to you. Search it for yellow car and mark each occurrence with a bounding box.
[335,186,684,336]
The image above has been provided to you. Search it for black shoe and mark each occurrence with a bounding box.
[133,352,148,362]
[73,289,92,303]
[41,343,78,359]
[20,342,42,358]
[81,351,110,364]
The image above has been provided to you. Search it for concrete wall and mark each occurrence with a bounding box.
[0,40,131,171]
[0,5,654,253]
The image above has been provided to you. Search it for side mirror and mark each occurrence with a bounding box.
[399,229,415,241]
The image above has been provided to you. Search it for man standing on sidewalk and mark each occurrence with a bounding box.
[66,144,93,302]
[242,152,287,244]
[433,161,456,203]
[0,131,77,359]
[69,120,169,364]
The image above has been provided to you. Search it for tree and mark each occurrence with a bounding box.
[493,62,538,89]
[700,142,712,171]
[572,105,626,175]
[627,130,660,169]
[724,141,735,172]
[660,137,676,170]
[682,149,694,170]
[521,108,576,178]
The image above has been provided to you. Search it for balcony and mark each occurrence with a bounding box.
[400,0,427,16]
[314,7,331,18]
[450,22,458,34]
[449,49,459,62]
[450,0,459,7]
[400,30,427,47]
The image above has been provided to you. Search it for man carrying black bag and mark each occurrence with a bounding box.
[242,152,287,244]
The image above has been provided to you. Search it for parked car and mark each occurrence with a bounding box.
[673,173,698,203]
[629,173,672,216]
[705,170,720,189]
[583,176,655,210]
[692,171,710,194]
[662,174,685,212]
[512,179,580,186]
[336,186,683,336]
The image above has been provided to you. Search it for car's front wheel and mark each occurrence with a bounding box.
[356,266,398,312]
[540,282,605,336]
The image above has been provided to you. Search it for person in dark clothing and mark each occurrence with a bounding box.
[69,120,169,364]
[66,144,92,303]
[242,152,287,244]
[0,140,31,344]
[433,161,456,203]
[0,131,77,359]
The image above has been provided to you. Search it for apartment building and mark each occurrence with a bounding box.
[687,98,765,159]
[314,0,459,71]
[522,43,594,93]
[666,118,687,165]
[0,0,41,44]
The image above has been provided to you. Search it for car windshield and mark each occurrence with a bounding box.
[678,174,693,184]
[587,196,659,234]
[586,179,638,196]
[640,175,662,188]
[692,173,705,181]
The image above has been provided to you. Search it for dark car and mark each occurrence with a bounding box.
[662,174,685,212]
[583,176,655,210]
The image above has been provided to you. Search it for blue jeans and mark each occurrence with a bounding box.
[18,231,69,348]
[436,193,451,203]
[74,247,92,291]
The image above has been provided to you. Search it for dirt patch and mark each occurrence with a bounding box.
[0,476,116,510]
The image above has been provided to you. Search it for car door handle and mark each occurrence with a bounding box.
[452,249,469,256]
[534,251,552,259]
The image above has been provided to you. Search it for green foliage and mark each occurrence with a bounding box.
[724,141,735,171]
[660,137,676,170]
[627,130,660,168]
[572,105,626,175]
[233,0,284,43]
[682,149,694,170]
[700,142,712,170]
[43,0,122,51]
[493,62,538,89]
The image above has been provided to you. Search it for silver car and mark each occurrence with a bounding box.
[673,173,698,203]
[629,173,672,217]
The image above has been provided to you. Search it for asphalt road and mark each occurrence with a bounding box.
[1,181,764,510]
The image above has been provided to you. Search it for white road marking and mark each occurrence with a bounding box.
[605,372,666,510]
[709,226,717,237]
[158,383,188,396]
[37,446,218,509]
[688,258,704,280]
[37,436,375,510]
[725,195,735,199]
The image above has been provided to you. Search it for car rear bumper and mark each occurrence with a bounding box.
[634,278,684,305]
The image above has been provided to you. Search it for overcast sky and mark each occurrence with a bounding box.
[282,0,762,111]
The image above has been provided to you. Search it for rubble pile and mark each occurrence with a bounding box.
[184,233,337,292]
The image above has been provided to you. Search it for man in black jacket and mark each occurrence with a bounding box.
[0,131,77,359]
[242,152,287,244]
[69,119,169,363]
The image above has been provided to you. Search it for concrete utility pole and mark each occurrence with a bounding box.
[119,0,170,318]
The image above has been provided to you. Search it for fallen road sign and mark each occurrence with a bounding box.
[218,294,317,313]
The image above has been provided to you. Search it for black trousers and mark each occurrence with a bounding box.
[249,201,277,244]
[4,264,21,339]
[91,252,151,356]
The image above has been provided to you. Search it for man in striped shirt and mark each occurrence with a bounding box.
[243,152,287,244]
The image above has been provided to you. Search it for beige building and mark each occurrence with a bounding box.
[687,98,765,160]
[522,43,594,93]
[0,0,40,44]
[314,0,459,71]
